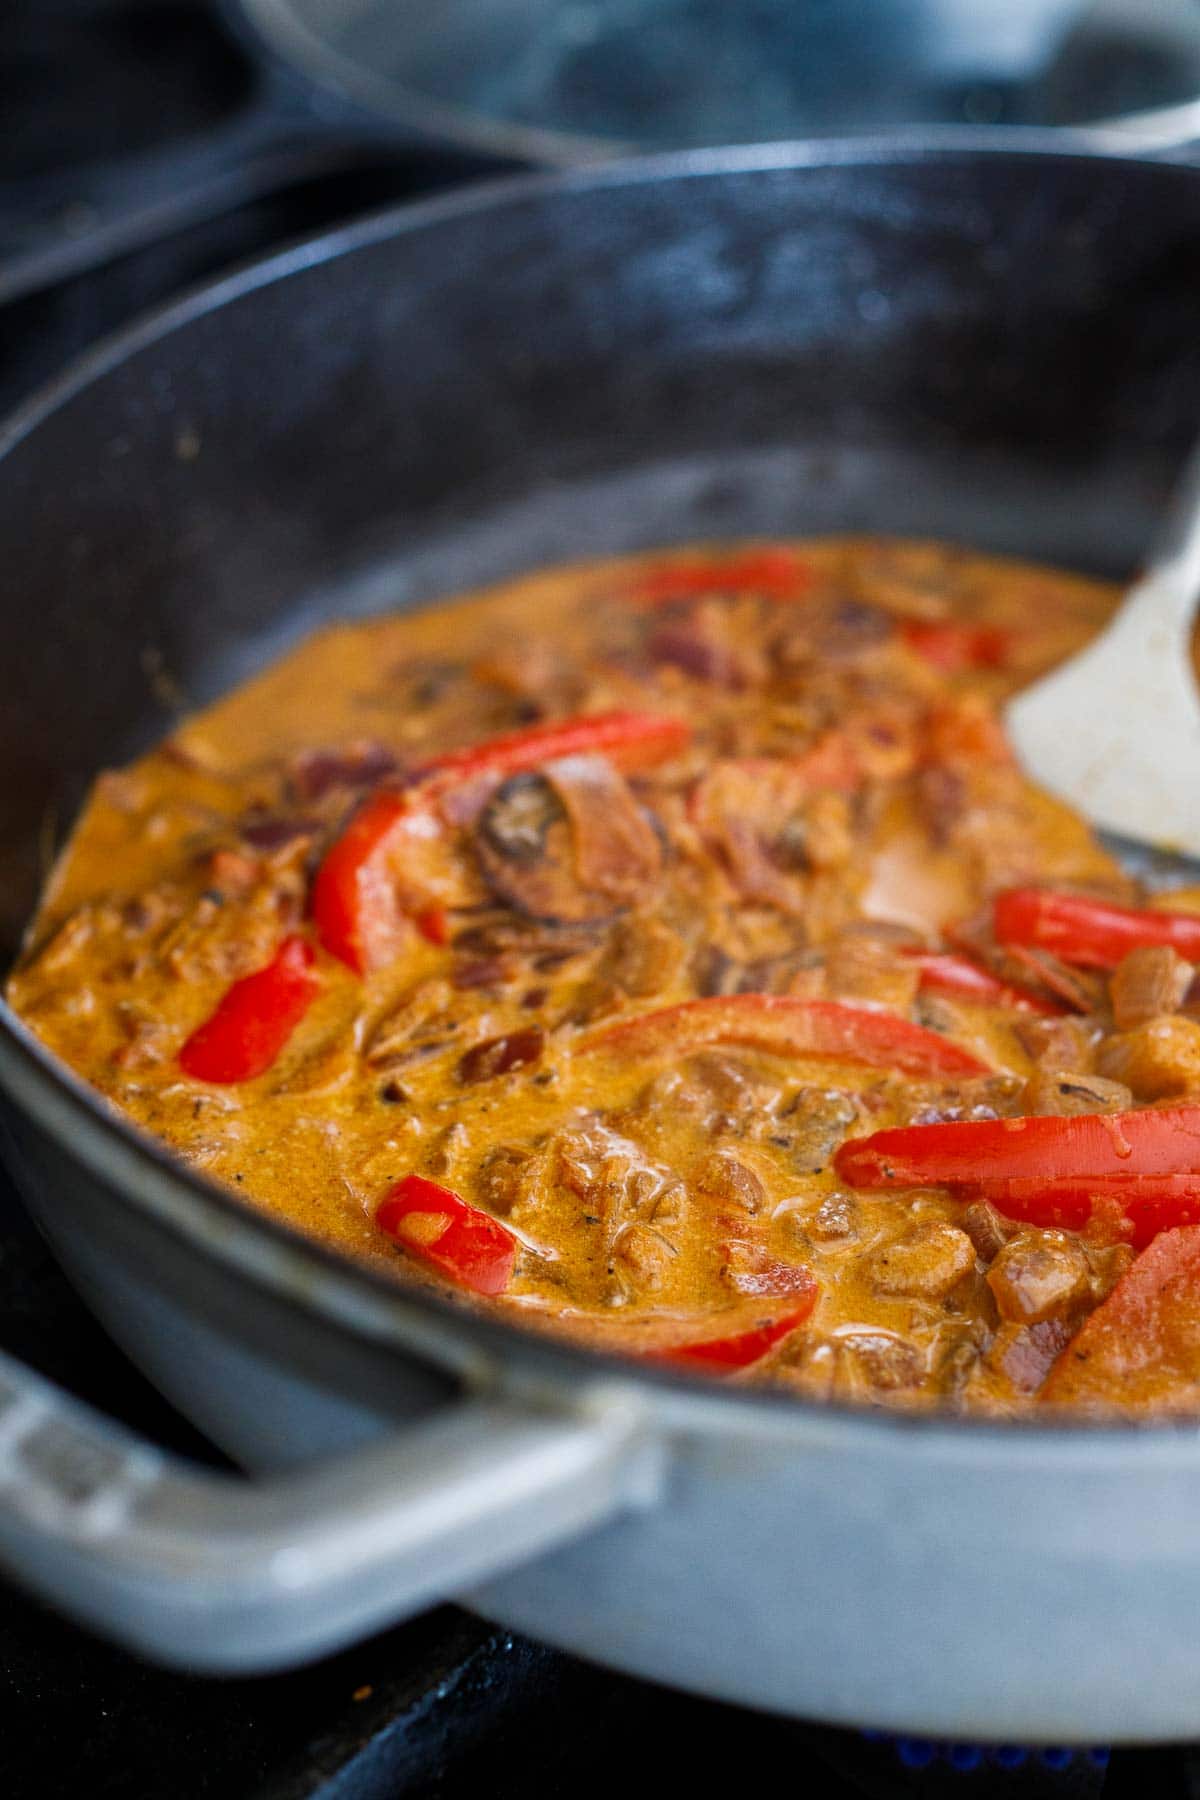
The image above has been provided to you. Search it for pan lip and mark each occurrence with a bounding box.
[2,128,1198,464]
[5,137,1200,1454]
[235,0,1200,172]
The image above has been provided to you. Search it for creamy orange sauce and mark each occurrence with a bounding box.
[13,536,1177,1413]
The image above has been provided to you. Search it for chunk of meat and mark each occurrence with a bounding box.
[986,1232,1092,1325]
[554,1122,687,1289]
[695,1152,766,1213]
[1097,1016,1200,1100]
[775,1088,860,1174]
[850,539,968,620]
[804,1190,860,1243]
[867,1223,975,1300]
[290,741,400,801]
[678,1052,767,1128]
[1015,1012,1102,1072]
[824,932,920,1010]
[596,914,684,998]
[610,1222,678,1295]
[690,758,858,913]
[960,1200,1011,1262]
[475,1145,540,1216]
[770,597,894,669]
[893,1072,1025,1128]
[646,608,758,687]
[834,1328,925,1394]
[720,1239,823,1297]
[1110,945,1193,1031]
[362,980,457,1070]
[1023,1069,1133,1117]
[988,1319,1074,1395]
[1041,1225,1200,1413]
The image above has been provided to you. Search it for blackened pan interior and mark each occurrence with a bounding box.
[3,145,1200,958]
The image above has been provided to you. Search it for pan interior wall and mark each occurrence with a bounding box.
[2,153,1199,956]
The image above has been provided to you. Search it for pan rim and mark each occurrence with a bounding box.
[234,0,1200,171]
[5,138,1200,1452]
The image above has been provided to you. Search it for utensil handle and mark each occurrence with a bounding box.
[0,1346,660,1671]
[1147,439,1200,607]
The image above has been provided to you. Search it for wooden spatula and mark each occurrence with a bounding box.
[1006,447,1200,854]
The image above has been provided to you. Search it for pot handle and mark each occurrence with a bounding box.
[0,1346,661,1672]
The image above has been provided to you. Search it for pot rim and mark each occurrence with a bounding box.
[234,0,1200,170]
[5,137,1199,1454]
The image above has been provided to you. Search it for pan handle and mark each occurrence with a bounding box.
[0,1346,661,1672]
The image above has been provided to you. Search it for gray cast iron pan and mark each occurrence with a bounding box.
[1,143,1200,1741]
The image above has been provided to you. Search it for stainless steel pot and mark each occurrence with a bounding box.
[3,143,1200,1741]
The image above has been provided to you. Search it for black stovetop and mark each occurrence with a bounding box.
[0,5,1194,1795]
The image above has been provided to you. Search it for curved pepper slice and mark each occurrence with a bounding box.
[971,1174,1200,1247]
[834,1103,1200,1189]
[1041,1225,1200,1411]
[413,709,691,784]
[375,1174,517,1296]
[623,548,812,607]
[903,949,1062,1014]
[179,935,320,1083]
[310,791,439,973]
[645,1292,818,1374]
[994,887,1200,971]
[586,994,988,1077]
[901,620,1010,674]
[312,710,691,972]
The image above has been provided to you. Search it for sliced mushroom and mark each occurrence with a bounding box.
[474,755,661,923]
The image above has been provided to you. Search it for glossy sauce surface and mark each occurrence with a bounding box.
[16,536,1192,1414]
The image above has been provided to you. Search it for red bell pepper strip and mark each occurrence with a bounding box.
[1040,1225,1200,1409]
[415,907,450,947]
[834,1103,1200,1190]
[993,887,1200,972]
[902,949,1062,1015]
[1119,1183,1200,1250]
[623,548,812,607]
[970,1174,1200,1248]
[414,709,691,784]
[312,711,691,972]
[644,1294,818,1374]
[310,790,430,973]
[374,1174,516,1296]
[901,619,1010,674]
[586,994,988,1077]
[179,935,320,1083]
[923,697,1014,768]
